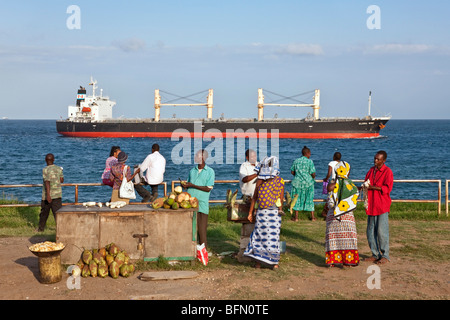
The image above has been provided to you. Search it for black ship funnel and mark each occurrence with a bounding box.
[76,86,86,106]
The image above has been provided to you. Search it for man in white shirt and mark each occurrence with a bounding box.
[237,149,258,263]
[239,149,258,200]
[135,144,166,202]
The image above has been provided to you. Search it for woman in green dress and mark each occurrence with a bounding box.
[290,146,316,221]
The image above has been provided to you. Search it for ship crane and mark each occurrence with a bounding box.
[154,89,213,121]
[257,89,320,121]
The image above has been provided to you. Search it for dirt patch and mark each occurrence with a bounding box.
[0,228,448,301]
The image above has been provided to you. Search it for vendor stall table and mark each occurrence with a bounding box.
[56,205,197,264]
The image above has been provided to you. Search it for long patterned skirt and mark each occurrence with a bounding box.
[291,184,315,212]
[244,207,281,265]
[325,209,360,266]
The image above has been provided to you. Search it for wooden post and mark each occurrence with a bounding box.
[446,180,449,216]
[74,185,79,204]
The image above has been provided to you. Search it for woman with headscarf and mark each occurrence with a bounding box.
[109,151,140,204]
[325,161,360,267]
[102,146,121,187]
[244,156,284,269]
[290,146,316,221]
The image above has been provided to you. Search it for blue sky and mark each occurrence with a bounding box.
[0,0,449,119]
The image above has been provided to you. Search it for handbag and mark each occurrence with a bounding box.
[119,165,136,199]
[322,181,328,194]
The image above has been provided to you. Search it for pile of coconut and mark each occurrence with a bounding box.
[151,187,198,210]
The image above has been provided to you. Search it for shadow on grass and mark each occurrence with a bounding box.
[207,218,328,268]
[208,222,241,254]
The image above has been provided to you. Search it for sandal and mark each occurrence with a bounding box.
[272,264,279,270]
[364,256,378,262]
[376,257,390,265]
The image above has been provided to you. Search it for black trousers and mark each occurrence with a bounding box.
[135,183,158,201]
[197,212,208,248]
[38,198,62,231]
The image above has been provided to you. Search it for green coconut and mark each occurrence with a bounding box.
[89,260,98,277]
[106,254,114,266]
[115,251,125,268]
[82,249,92,264]
[109,243,119,256]
[98,264,108,278]
[81,264,90,277]
[109,261,119,279]
[93,251,103,264]
[98,247,107,258]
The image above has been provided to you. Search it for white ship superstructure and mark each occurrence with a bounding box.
[67,77,116,121]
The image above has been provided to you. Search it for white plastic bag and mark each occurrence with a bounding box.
[119,165,136,199]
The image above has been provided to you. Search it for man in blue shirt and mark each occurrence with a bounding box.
[182,149,215,248]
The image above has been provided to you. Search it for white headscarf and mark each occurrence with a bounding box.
[254,156,280,180]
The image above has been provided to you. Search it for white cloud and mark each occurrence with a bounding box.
[111,38,146,52]
[275,43,324,56]
[364,43,434,55]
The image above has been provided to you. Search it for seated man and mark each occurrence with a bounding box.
[135,144,166,202]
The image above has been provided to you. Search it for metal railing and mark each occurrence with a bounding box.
[172,178,445,215]
[0,179,446,216]
[0,182,168,207]
[446,180,450,216]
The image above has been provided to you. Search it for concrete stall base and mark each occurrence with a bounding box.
[56,205,197,264]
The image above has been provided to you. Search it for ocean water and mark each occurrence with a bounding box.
[1,119,449,204]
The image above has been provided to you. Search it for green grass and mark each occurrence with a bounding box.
[1,199,449,270]
[0,199,447,240]
[0,198,56,237]
[1,198,449,299]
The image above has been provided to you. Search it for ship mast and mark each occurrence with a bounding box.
[368,91,372,118]
[89,76,98,98]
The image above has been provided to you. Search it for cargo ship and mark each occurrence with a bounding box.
[56,78,390,139]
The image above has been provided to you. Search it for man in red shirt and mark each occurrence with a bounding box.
[363,150,393,265]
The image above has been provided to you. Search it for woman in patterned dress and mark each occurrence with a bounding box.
[110,151,140,204]
[245,156,285,270]
[290,146,316,221]
[325,161,360,267]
